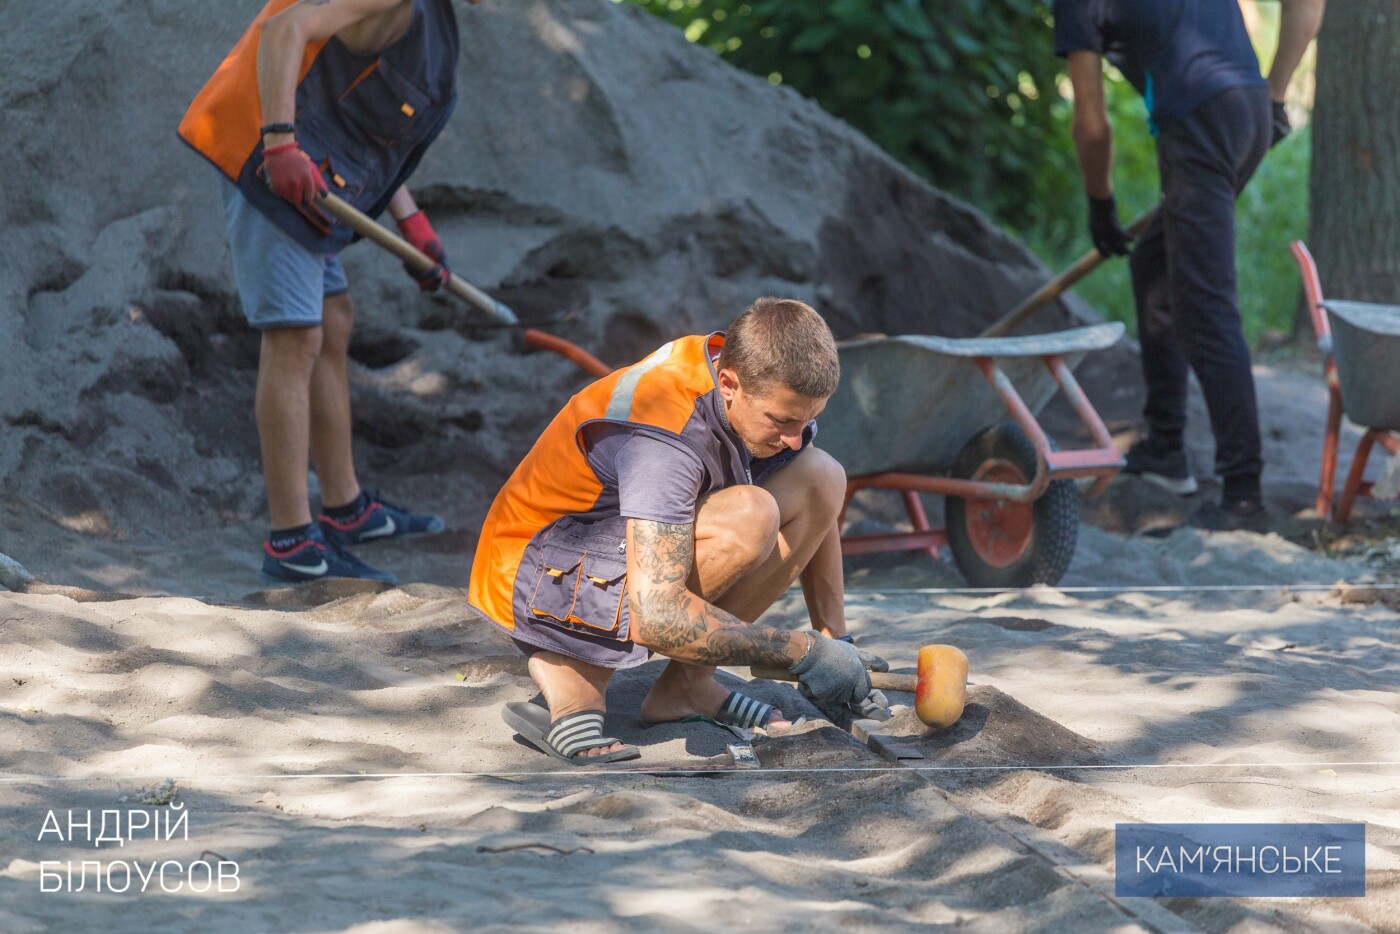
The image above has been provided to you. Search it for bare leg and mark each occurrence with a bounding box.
[640,446,847,725]
[525,651,621,758]
[310,292,361,509]
[256,326,323,530]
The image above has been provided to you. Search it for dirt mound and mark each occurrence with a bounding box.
[885,685,1106,769]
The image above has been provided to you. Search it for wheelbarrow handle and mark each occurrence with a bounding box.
[317,191,519,327]
[980,204,1160,339]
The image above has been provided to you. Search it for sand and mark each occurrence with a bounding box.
[3,1,1398,929]
[1,357,1398,932]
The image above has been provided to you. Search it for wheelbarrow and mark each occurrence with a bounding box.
[1290,241,1400,523]
[819,322,1125,587]
[817,211,1163,588]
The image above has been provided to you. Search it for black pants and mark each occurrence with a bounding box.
[1130,85,1271,494]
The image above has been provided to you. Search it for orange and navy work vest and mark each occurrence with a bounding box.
[469,334,763,643]
[178,0,458,254]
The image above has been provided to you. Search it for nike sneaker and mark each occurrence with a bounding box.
[262,524,397,584]
[317,490,445,547]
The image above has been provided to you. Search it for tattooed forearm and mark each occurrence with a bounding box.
[627,519,799,668]
[629,587,706,650]
[692,626,794,669]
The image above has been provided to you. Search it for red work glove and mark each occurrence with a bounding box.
[395,210,451,292]
[260,142,328,206]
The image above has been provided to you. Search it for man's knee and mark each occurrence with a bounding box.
[320,294,355,355]
[790,447,847,520]
[699,484,781,565]
[261,325,324,374]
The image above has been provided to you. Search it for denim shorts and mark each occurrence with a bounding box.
[219,176,348,329]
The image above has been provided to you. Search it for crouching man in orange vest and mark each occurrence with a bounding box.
[468,298,888,765]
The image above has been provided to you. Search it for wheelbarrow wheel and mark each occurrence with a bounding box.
[946,422,1078,588]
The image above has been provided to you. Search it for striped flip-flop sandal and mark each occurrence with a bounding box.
[712,691,784,730]
[502,703,641,766]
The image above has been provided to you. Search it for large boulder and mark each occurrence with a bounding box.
[0,0,1099,550]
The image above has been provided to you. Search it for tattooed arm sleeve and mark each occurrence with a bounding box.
[626,519,807,668]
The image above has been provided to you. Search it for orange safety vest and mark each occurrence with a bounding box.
[468,334,751,637]
[179,0,322,184]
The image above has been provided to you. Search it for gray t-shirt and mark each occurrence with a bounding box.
[573,425,701,525]
[585,403,817,525]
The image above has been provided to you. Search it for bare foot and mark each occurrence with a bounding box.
[576,742,625,759]
[639,661,790,728]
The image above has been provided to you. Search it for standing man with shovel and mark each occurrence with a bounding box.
[180,0,470,582]
[1054,0,1325,530]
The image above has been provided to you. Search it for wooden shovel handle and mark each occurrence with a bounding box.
[980,205,1159,338]
[317,191,519,327]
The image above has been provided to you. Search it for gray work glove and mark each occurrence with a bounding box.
[835,634,889,673]
[790,635,889,721]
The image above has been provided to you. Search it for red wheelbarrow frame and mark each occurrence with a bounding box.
[1290,241,1400,523]
[837,350,1125,560]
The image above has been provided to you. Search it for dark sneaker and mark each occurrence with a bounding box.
[1190,498,1268,533]
[1122,440,1199,495]
[317,490,445,547]
[262,524,398,584]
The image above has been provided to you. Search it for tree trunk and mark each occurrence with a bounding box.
[1308,0,1400,305]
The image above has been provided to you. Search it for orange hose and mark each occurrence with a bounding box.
[522,329,612,379]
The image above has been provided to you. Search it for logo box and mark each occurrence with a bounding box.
[1115,823,1365,898]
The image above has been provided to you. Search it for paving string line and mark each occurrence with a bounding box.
[844,581,1400,597]
[4,760,1400,785]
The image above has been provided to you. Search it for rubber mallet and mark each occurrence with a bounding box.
[751,643,968,729]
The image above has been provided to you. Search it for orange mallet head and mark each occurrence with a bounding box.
[912,644,968,729]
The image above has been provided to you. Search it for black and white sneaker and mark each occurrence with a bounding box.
[262,524,397,584]
[1122,440,1199,495]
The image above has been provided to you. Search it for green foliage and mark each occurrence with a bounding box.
[627,0,1075,229]
[624,0,1312,344]
[1235,126,1311,340]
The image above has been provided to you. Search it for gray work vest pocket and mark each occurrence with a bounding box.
[527,536,630,640]
[338,58,432,150]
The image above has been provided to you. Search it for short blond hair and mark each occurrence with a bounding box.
[717,298,839,399]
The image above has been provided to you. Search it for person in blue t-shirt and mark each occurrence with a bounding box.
[1053,0,1325,529]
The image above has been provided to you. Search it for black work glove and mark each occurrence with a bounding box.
[1270,100,1291,148]
[790,634,889,721]
[1088,195,1132,258]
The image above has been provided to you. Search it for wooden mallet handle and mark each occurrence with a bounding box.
[750,667,916,693]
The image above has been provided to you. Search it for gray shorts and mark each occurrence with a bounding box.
[219,176,348,329]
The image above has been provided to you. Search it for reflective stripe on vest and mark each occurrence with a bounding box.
[604,341,675,421]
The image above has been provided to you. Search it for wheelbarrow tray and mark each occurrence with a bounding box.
[820,323,1125,478]
[1324,300,1400,431]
